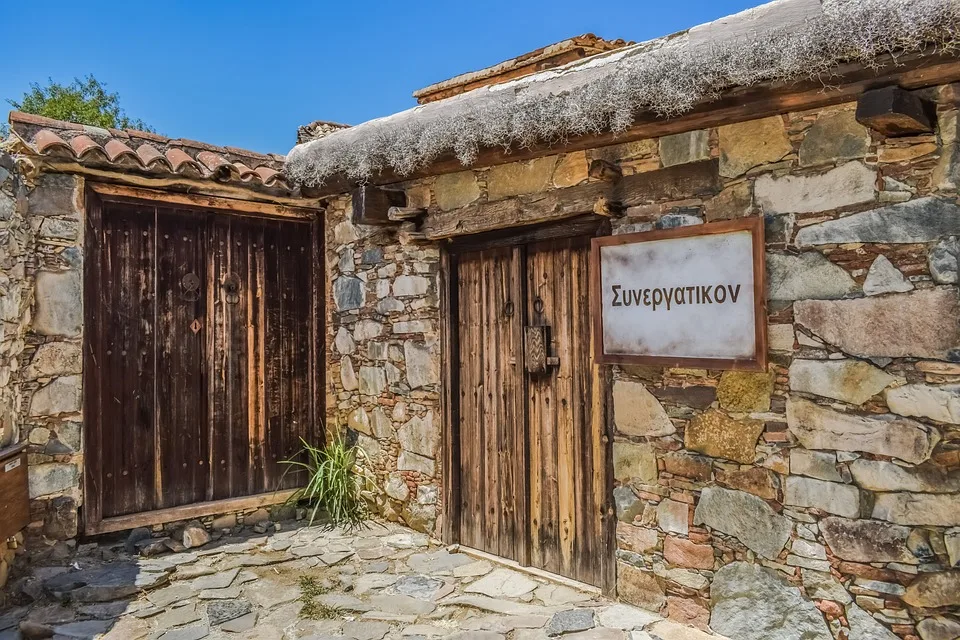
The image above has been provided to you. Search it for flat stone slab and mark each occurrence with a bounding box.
[465,569,539,599]
[45,564,171,602]
[208,598,253,626]
[547,609,596,636]
[191,567,239,591]
[157,623,210,640]
[220,611,258,633]
[387,575,446,600]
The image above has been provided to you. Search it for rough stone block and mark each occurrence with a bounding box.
[25,342,82,380]
[28,462,79,498]
[766,251,858,301]
[616,563,665,612]
[664,536,714,570]
[788,359,897,405]
[28,174,82,217]
[885,383,960,424]
[715,467,778,500]
[34,271,82,337]
[398,413,438,458]
[552,152,589,188]
[820,517,915,564]
[657,499,689,536]
[798,109,871,167]
[716,370,774,412]
[873,493,960,527]
[398,450,435,476]
[334,276,364,311]
[613,380,675,437]
[685,410,764,464]
[784,476,860,518]
[795,197,960,246]
[434,171,480,211]
[660,130,710,168]
[693,487,792,560]
[719,116,792,178]
[929,237,959,284]
[486,156,558,201]
[404,340,439,389]
[787,397,940,465]
[903,572,960,608]
[789,448,842,482]
[29,375,82,416]
[613,441,657,484]
[794,288,960,360]
[756,161,876,215]
[863,255,913,296]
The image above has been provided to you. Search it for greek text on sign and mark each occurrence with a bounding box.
[592,218,767,370]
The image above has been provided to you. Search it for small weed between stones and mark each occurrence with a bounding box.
[298,575,339,619]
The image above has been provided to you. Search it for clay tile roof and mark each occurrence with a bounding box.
[7,111,295,194]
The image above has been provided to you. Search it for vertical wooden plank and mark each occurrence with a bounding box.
[263,221,286,490]
[554,240,576,579]
[207,217,231,499]
[228,220,251,498]
[440,250,460,545]
[155,209,208,508]
[511,244,530,567]
[82,193,104,531]
[526,244,543,569]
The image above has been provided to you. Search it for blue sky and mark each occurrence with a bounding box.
[3,0,765,155]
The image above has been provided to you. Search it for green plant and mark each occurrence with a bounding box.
[300,600,342,620]
[297,575,328,599]
[282,435,371,530]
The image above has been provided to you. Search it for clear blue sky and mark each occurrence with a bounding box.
[3,0,766,155]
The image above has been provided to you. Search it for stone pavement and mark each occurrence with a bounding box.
[0,520,729,640]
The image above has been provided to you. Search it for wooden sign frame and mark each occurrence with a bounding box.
[590,217,767,371]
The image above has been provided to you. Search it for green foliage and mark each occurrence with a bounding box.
[7,75,155,133]
[297,575,329,599]
[282,435,371,530]
[298,575,339,620]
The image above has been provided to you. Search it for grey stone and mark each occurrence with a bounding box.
[29,376,81,416]
[53,620,114,638]
[659,130,710,168]
[371,408,393,438]
[613,441,657,484]
[158,623,209,640]
[341,356,359,391]
[354,319,384,341]
[398,414,438,457]
[28,462,79,498]
[789,448,842,482]
[756,161,876,215]
[25,342,81,379]
[334,276,364,311]
[787,397,941,465]
[846,604,898,640]
[220,612,257,633]
[800,569,852,604]
[798,110,871,167]
[208,599,252,626]
[404,340,439,389]
[398,451,435,476]
[655,213,702,229]
[534,584,592,607]
[192,568,239,591]
[155,603,201,629]
[335,327,356,355]
[766,252,857,301]
[417,485,438,505]
[406,549,472,573]
[785,476,860,518]
[796,197,960,246]
[820,517,914,564]
[595,605,659,631]
[547,609,595,636]
[34,271,82,337]
[385,473,410,501]
[366,594,437,615]
[788,359,896,405]
[402,501,437,533]
[30,174,81,217]
[656,499,688,536]
[710,562,831,640]
[359,366,387,395]
[465,569,538,599]
[44,565,170,603]
[182,522,209,549]
[377,297,405,313]
[863,255,913,296]
[393,275,431,297]
[387,575,444,600]
[885,384,960,425]
[873,493,960,526]
[612,381,675,437]
[614,487,642,523]
[946,528,960,567]
[849,459,960,493]
[693,488,792,560]
[334,220,358,245]
[929,237,959,284]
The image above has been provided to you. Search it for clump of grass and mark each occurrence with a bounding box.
[300,600,342,620]
[298,575,328,599]
[282,435,373,530]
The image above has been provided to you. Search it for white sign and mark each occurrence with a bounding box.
[592,219,766,370]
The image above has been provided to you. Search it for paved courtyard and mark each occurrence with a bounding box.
[0,521,726,640]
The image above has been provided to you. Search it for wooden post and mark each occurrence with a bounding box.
[856,86,935,136]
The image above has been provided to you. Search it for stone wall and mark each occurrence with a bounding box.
[325,196,443,535]
[0,158,85,556]
[336,86,960,639]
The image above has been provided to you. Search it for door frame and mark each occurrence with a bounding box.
[439,215,616,595]
[82,183,325,535]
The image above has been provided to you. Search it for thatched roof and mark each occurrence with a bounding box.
[286,0,960,188]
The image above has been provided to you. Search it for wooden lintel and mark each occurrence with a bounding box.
[856,86,935,136]
[85,489,301,536]
[351,184,406,225]
[312,52,960,197]
[88,182,321,219]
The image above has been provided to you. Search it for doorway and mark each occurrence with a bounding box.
[83,192,323,533]
[442,218,614,590]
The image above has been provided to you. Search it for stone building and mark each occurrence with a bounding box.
[1,0,960,637]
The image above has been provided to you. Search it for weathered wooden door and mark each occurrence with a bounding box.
[84,196,322,529]
[449,226,612,588]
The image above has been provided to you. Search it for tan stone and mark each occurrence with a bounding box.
[433,171,481,211]
[820,517,915,564]
[664,536,714,570]
[798,109,871,167]
[486,156,558,201]
[704,181,753,221]
[717,370,774,412]
[616,563,665,612]
[659,130,710,168]
[789,359,897,405]
[878,143,938,164]
[405,185,431,209]
[552,152,589,188]
[873,493,960,527]
[719,116,792,178]
[613,440,658,484]
[716,467,778,500]
[661,452,712,481]
[665,596,711,631]
[903,572,960,608]
[613,380,676,437]
[794,288,960,360]
[589,139,657,163]
[685,410,764,464]
[756,161,876,215]
[647,619,716,640]
[616,523,659,553]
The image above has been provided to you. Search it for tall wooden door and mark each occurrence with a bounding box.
[84,196,322,529]
[450,230,611,588]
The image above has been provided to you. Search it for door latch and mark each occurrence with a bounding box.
[524,325,560,374]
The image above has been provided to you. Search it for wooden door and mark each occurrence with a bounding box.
[451,230,610,588]
[84,197,322,527]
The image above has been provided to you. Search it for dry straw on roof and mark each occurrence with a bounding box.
[286,0,960,187]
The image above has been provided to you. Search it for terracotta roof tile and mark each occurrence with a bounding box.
[7,110,294,194]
